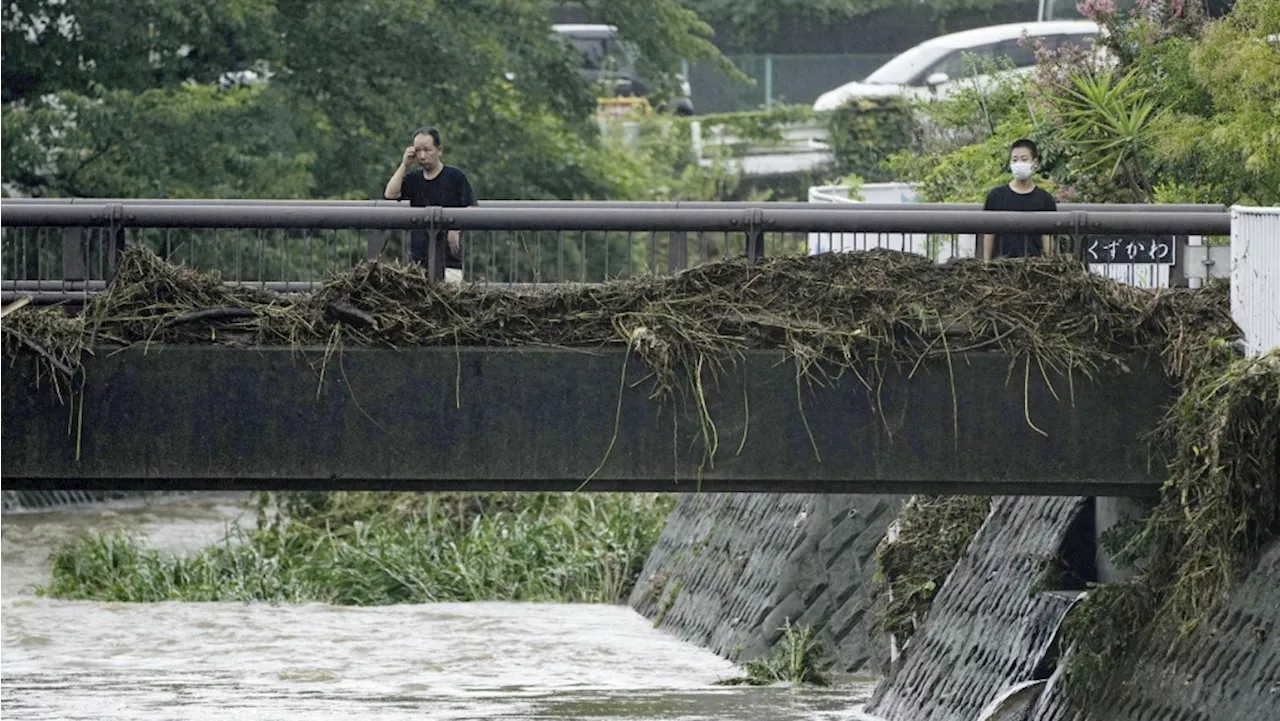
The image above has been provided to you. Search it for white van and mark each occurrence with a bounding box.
[813,21,1100,111]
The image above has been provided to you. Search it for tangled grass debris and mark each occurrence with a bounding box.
[874,495,993,645]
[2,245,1236,400]
[715,620,833,687]
[1059,347,1280,705]
[1,301,86,402]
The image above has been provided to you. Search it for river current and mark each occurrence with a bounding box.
[1,494,880,720]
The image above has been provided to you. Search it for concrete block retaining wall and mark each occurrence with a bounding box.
[1031,540,1280,721]
[1,490,193,513]
[628,491,903,673]
[633,490,1280,721]
[867,496,1088,721]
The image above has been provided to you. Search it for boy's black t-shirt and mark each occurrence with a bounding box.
[982,184,1057,258]
[390,165,478,268]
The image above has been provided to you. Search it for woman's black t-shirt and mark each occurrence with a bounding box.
[391,166,478,268]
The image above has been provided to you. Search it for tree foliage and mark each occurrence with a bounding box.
[1159,0,1280,204]
[884,0,1278,207]
[679,0,1038,47]
[1,0,280,102]
[1,0,746,202]
[2,85,314,198]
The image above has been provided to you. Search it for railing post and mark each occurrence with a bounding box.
[367,230,389,261]
[1168,235,1190,287]
[62,228,86,282]
[1069,210,1086,263]
[108,203,125,281]
[427,206,446,283]
[669,231,688,273]
[746,208,765,264]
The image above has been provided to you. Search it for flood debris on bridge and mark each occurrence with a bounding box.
[2,245,1233,393]
[3,246,1277,705]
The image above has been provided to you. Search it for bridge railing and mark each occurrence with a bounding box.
[0,198,1227,211]
[0,201,1231,303]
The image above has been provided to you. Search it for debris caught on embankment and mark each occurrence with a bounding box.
[714,620,833,687]
[875,495,993,646]
[1058,347,1280,707]
[3,245,1276,704]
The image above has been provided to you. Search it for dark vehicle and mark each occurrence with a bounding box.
[552,24,695,116]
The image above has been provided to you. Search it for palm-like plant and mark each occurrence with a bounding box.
[1057,68,1165,202]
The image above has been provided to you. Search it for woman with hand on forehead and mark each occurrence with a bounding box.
[384,126,478,282]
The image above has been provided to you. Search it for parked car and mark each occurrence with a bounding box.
[552,24,695,116]
[812,21,1101,111]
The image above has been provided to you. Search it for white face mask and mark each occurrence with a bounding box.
[1010,161,1034,181]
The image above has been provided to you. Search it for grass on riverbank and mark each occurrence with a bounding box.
[38,491,676,605]
[715,621,832,687]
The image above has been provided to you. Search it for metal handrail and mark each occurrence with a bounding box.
[1,202,1229,292]
[0,204,1233,234]
[0,197,1228,213]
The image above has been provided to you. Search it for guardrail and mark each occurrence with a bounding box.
[0,197,1228,212]
[0,201,1232,303]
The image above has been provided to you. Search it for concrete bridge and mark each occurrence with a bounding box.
[2,199,1262,496]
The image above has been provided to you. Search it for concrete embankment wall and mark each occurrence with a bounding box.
[1,490,193,513]
[635,490,1280,721]
[1031,540,1280,721]
[628,492,903,673]
[867,496,1088,721]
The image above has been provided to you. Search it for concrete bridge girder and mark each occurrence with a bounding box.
[2,347,1174,495]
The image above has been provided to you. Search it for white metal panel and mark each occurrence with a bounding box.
[806,184,848,256]
[1090,262,1170,289]
[807,183,940,258]
[1230,206,1280,357]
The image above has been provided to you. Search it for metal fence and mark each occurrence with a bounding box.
[1,223,815,294]
[0,200,1231,303]
[806,184,1215,289]
[689,53,896,113]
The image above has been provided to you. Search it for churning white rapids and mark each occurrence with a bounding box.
[1,494,881,720]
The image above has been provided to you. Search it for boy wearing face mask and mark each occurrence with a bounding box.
[981,138,1057,261]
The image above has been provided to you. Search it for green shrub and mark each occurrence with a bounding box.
[823,97,917,182]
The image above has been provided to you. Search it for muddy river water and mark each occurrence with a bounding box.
[1,494,881,720]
